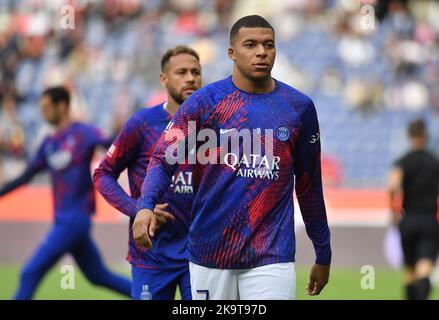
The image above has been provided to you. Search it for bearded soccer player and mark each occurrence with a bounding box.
[94,46,201,300]
[133,15,331,300]
[0,86,131,299]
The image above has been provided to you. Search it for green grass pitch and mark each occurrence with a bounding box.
[1,264,438,300]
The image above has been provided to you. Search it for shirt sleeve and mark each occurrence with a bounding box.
[136,94,202,212]
[393,156,406,171]
[90,125,114,149]
[93,116,141,218]
[0,140,47,196]
[294,98,332,265]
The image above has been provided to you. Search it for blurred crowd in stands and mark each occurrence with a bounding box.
[0,0,438,187]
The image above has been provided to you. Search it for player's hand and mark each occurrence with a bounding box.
[153,203,175,229]
[390,212,402,226]
[307,263,330,296]
[133,209,156,249]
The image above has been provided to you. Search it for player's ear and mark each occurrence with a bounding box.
[159,72,167,88]
[228,47,236,62]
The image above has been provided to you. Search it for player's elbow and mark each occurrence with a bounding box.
[92,167,102,184]
[92,166,110,190]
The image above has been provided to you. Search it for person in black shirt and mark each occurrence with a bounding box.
[388,118,439,300]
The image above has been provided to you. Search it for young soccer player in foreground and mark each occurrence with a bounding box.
[133,15,332,300]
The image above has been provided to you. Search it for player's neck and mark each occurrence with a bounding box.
[164,100,179,116]
[411,138,427,151]
[55,116,71,132]
[232,69,275,94]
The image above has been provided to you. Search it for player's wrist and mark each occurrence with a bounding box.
[136,208,154,216]
[135,201,155,214]
[315,257,331,265]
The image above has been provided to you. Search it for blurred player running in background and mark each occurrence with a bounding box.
[94,46,202,300]
[0,86,131,300]
[388,119,439,300]
[133,15,331,300]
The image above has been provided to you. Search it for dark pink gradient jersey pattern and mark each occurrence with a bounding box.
[94,104,193,269]
[137,76,331,269]
[28,122,109,217]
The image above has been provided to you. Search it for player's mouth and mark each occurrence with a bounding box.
[253,63,271,70]
[183,87,197,94]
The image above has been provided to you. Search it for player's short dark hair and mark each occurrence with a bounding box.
[229,15,274,45]
[408,119,427,138]
[41,86,70,107]
[160,45,200,72]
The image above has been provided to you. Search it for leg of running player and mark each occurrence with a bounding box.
[13,221,80,299]
[400,218,419,300]
[402,265,416,300]
[413,258,434,299]
[71,230,131,297]
[411,223,439,300]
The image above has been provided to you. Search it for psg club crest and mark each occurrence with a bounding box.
[276,127,290,141]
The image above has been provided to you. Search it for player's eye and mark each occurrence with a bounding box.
[265,42,275,48]
[244,43,254,48]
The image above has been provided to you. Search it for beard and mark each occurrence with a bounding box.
[167,86,186,105]
[46,113,62,126]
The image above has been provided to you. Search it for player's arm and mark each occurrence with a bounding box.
[0,141,47,197]
[86,126,116,187]
[388,165,404,225]
[133,94,202,249]
[93,116,142,218]
[93,117,175,224]
[294,98,331,296]
[88,124,117,150]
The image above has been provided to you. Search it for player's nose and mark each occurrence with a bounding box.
[185,72,196,83]
[255,44,267,57]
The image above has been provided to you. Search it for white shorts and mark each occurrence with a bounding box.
[189,262,296,300]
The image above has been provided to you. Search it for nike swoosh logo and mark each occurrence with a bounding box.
[220,128,236,134]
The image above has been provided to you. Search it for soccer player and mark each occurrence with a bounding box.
[132,15,331,300]
[93,45,202,300]
[0,86,131,300]
[388,119,439,300]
